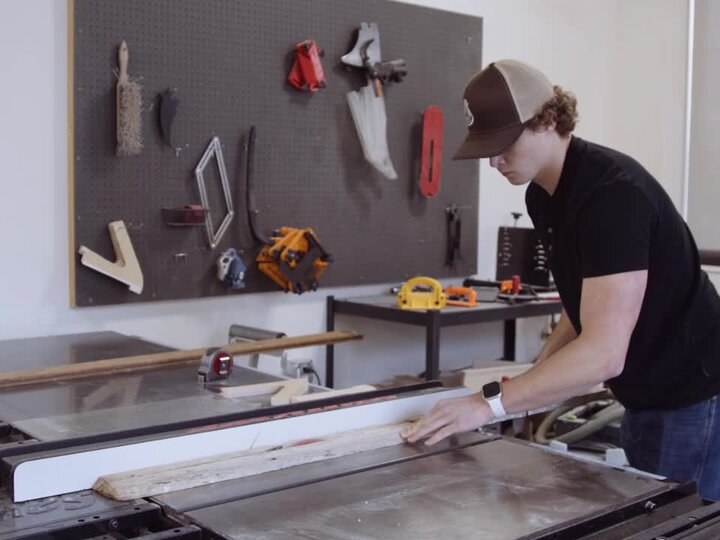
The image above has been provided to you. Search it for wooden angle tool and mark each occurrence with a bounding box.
[78,220,143,294]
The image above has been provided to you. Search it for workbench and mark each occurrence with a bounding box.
[325,294,563,387]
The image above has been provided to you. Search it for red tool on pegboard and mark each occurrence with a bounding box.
[288,40,326,92]
[419,106,444,197]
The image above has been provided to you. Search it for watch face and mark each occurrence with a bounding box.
[483,381,501,398]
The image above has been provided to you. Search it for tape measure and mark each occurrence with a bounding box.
[396,277,446,310]
[198,348,234,383]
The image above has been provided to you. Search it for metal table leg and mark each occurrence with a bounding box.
[503,319,516,360]
[325,295,335,388]
[426,310,441,380]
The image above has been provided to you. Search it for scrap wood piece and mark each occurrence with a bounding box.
[78,220,143,294]
[270,378,309,405]
[463,360,605,394]
[93,420,413,500]
[218,378,309,405]
[0,331,361,390]
[462,360,531,391]
[289,384,376,403]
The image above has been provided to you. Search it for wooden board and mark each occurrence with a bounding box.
[463,360,605,394]
[270,379,309,405]
[94,421,412,500]
[0,331,360,389]
[462,361,532,392]
[218,378,309,405]
[12,387,471,501]
[289,384,376,403]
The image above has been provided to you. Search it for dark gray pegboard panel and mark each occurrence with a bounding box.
[72,0,482,306]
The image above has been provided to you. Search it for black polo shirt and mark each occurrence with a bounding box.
[526,136,720,410]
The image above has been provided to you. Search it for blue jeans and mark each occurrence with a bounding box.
[621,396,720,501]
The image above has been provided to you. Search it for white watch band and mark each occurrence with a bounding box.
[486,395,506,419]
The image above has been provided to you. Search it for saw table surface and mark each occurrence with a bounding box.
[0,331,285,441]
[177,437,667,540]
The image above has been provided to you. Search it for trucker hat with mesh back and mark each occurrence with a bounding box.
[453,59,554,160]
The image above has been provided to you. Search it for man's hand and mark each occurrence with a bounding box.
[401,394,493,446]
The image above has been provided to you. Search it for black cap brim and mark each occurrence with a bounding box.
[452,123,525,160]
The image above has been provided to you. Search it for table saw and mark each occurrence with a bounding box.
[0,332,718,539]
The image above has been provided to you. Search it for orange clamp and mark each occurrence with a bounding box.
[444,286,477,307]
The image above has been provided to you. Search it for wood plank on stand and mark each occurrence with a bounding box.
[0,331,361,389]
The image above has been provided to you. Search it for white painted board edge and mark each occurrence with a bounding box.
[13,387,470,502]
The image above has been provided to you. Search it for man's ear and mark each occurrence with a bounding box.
[538,113,558,133]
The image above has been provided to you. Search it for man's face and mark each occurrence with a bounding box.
[488,127,553,185]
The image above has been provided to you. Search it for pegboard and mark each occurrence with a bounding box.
[70,0,482,306]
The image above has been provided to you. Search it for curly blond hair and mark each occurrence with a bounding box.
[526,86,578,136]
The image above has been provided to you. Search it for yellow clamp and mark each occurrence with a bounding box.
[396,276,447,310]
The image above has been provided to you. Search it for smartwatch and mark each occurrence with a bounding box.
[482,381,507,419]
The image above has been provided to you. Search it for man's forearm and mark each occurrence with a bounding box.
[502,334,619,414]
[403,273,643,447]
[535,310,577,364]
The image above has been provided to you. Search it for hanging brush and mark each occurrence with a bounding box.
[115,40,143,156]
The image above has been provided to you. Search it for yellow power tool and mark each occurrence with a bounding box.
[256,227,331,294]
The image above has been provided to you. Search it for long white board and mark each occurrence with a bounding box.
[13,387,470,502]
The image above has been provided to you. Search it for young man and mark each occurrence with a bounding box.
[402,59,720,501]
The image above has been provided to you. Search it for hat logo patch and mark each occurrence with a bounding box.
[463,99,474,127]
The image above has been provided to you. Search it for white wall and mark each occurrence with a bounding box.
[688,0,720,250]
[705,267,720,291]
[0,1,689,387]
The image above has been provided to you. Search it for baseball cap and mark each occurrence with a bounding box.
[453,59,554,160]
